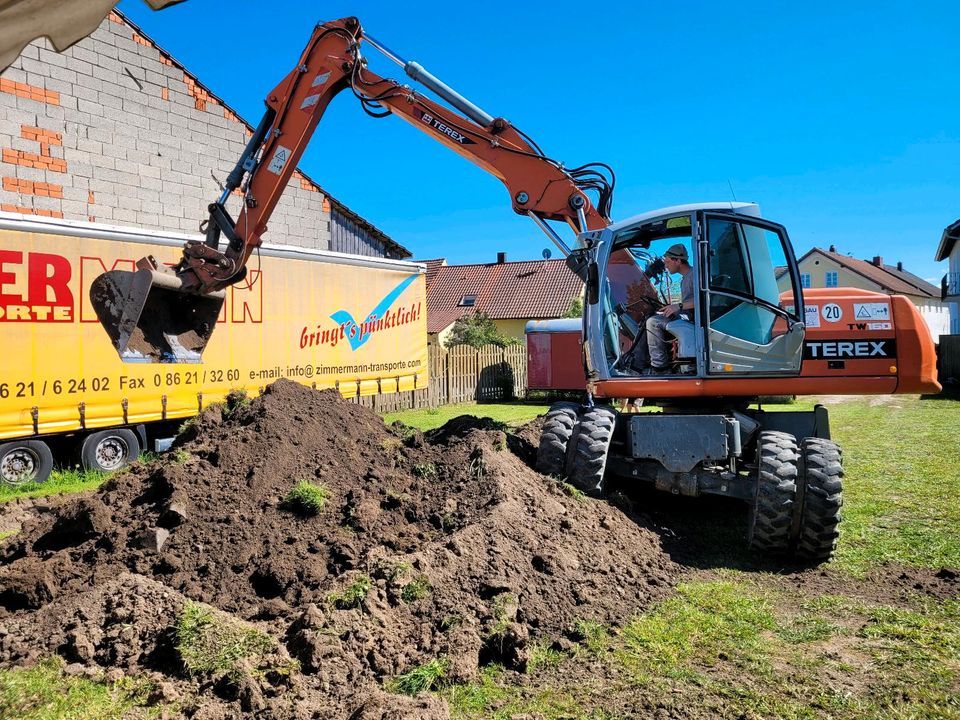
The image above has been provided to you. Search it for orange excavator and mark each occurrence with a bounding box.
[91,16,940,563]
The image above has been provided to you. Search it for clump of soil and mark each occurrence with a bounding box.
[0,380,678,718]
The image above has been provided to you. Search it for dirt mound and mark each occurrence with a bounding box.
[0,380,678,717]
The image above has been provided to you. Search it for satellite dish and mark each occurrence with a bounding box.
[542,248,552,259]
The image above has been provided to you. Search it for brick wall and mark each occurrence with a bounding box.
[0,11,405,258]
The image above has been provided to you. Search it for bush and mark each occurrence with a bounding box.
[445,312,519,349]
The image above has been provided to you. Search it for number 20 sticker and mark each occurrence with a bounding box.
[822,303,843,322]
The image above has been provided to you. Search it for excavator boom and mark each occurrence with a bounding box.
[91,16,613,362]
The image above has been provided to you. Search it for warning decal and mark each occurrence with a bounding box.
[266,145,292,175]
[804,305,820,328]
[853,302,891,321]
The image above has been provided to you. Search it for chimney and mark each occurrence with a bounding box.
[872,255,883,267]
[829,244,837,252]
[496,252,506,264]
[897,261,903,271]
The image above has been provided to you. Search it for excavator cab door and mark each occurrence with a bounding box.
[697,212,805,376]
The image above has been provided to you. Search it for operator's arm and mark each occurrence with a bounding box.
[663,271,694,318]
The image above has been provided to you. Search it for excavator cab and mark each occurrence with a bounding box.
[583,202,806,381]
[90,259,224,363]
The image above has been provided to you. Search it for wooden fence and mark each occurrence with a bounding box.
[353,344,528,412]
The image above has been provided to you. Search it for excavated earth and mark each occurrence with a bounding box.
[0,380,679,719]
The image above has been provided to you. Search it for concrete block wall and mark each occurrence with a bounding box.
[0,11,405,258]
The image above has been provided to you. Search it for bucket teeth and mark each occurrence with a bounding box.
[90,267,224,363]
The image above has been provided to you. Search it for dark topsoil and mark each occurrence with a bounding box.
[0,380,678,719]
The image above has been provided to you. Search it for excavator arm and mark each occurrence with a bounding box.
[172,16,610,294]
[91,16,613,362]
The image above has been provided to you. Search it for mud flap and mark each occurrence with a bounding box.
[90,266,224,363]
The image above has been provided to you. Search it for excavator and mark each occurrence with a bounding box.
[90,16,940,563]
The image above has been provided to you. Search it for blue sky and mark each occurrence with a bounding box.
[116,1,958,280]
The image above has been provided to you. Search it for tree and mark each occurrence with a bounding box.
[563,296,584,318]
[444,311,519,348]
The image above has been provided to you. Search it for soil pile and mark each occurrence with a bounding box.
[0,380,677,718]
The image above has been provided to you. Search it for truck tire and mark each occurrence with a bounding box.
[567,405,617,497]
[536,402,579,475]
[0,440,54,487]
[748,431,799,554]
[80,429,140,473]
[795,438,843,562]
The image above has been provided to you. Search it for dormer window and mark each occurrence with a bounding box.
[459,294,476,307]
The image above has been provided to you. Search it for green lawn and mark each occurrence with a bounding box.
[383,401,549,432]
[0,468,107,504]
[828,397,960,574]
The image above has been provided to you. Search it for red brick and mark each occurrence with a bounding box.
[0,80,58,105]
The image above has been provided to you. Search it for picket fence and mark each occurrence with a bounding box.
[352,344,528,412]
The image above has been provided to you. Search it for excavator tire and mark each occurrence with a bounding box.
[535,402,579,475]
[795,438,843,562]
[567,405,617,497]
[748,431,799,554]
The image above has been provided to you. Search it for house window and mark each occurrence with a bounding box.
[459,294,476,307]
[800,273,811,288]
[825,271,838,288]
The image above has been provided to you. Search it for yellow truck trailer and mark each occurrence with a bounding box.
[0,212,427,484]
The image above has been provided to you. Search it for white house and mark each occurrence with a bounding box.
[936,219,960,335]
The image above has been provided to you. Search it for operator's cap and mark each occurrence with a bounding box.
[664,243,688,260]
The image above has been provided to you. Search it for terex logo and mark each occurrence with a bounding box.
[0,250,73,322]
[415,109,476,145]
[804,339,896,359]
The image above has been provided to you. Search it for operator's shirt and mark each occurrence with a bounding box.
[680,270,693,310]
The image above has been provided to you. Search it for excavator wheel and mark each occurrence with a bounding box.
[748,431,799,554]
[566,405,617,498]
[536,402,579,476]
[794,438,844,562]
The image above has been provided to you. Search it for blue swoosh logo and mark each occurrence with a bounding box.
[330,274,418,350]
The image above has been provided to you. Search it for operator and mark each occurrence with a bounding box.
[645,243,695,372]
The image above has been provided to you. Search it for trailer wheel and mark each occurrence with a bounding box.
[536,402,579,475]
[748,431,799,554]
[567,405,617,497]
[80,429,140,473]
[794,438,843,562]
[0,440,54,487]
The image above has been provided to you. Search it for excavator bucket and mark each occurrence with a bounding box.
[90,263,224,363]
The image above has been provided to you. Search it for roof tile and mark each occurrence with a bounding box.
[426,259,583,333]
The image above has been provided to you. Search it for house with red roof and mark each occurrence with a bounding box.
[424,253,584,346]
[778,246,950,341]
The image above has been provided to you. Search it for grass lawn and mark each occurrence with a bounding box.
[383,401,549,432]
[0,468,107,505]
[828,396,960,574]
